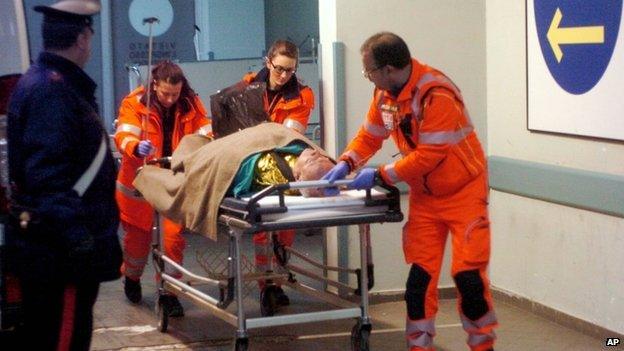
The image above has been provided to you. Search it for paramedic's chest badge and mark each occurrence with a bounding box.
[380,104,399,130]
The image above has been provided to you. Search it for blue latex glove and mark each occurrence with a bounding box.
[135,140,155,157]
[321,161,350,196]
[321,161,350,183]
[348,168,377,190]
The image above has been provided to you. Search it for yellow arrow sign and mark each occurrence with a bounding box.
[547,7,604,63]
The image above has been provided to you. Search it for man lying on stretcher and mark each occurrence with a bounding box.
[232,141,334,198]
[133,122,338,241]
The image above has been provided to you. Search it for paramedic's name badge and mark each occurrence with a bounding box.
[380,104,398,130]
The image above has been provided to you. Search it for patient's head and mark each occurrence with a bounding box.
[293,148,335,197]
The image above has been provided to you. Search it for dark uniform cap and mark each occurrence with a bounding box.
[34,0,101,27]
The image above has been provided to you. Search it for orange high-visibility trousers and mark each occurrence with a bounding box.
[121,218,186,281]
[403,173,497,351]
[253,230,295,288]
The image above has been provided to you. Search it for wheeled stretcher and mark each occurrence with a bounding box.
[149,178,403,351]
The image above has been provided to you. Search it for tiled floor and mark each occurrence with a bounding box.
[87,232,618,351]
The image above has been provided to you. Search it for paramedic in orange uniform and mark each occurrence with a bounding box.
[115,60,212,316]
[240,39,315,307]
[323,32,497,351]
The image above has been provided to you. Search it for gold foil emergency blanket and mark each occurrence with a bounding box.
[253,152,300,195]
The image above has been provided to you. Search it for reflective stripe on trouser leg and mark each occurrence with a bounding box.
[121,221,151,280]
[162,217,185,278]
[460,310,497,351]
[405,317,435,350]
[253,231,271,273]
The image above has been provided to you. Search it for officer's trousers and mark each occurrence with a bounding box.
[16,279,100,351]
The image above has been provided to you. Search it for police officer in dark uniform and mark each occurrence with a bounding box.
[6,1,122,350]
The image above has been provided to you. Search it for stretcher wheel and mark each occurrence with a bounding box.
[260,285,279,317]
[156,297,169,333]
[233,337,248,351]
[350,322,371,351]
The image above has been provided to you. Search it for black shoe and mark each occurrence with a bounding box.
[274,286,290,306]
[162,295,185,317]
[124,277,142,304]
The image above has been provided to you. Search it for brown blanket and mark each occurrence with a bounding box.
[133,122,328,240]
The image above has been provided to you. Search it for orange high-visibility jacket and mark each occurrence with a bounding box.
[341,59,485,196]
[242,70,314,134]
[114,86,212,230]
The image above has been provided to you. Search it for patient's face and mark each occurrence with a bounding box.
[293,148,335,197]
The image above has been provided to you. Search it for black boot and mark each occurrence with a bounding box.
[162,294,185,317]
[274,286,290,306]
[124,277,142,303]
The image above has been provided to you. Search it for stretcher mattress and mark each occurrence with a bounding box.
[218,184,403,233]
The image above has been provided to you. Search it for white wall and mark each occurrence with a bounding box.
[487,1,624,333]
[194,0,265,60]
[320,0,486,292]
[0,0,29,75]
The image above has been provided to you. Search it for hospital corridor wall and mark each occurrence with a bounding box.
[486,1,624,335]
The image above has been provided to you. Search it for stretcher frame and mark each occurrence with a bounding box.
[149,179,403,351]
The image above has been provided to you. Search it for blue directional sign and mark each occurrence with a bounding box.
[534,0,622,94]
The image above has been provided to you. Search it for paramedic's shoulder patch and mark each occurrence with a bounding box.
[47,70,64,83]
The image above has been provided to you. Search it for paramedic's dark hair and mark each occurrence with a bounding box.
[360,32,411,69]
[143,60,197,115]
[266,40,299,62]
[42,22,90,51]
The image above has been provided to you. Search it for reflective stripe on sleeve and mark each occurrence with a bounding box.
[382,163,401,184]
[363,121,390,138]
[283,119,306,134]
[116,123,142,137]
[196,124,212,136]
[120,136,139,152]
[418,125,473,145]
[411,72,464,121]
[416,72,461,97]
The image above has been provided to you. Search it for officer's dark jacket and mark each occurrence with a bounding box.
[7,52,122,283]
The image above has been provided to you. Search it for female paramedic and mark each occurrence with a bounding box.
[239,39,315,309]
[114,60,212,317]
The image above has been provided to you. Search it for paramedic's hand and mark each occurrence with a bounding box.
[321,161,350,196]
[135,140,155,158]
[348,168,376,190]
[322,161,350,183]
